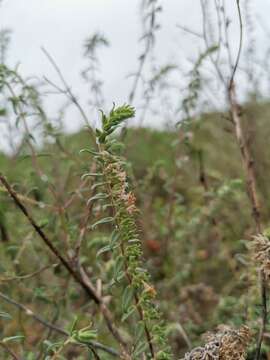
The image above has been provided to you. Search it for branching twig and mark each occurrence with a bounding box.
[0,291,119,357]
[41,47,94,141]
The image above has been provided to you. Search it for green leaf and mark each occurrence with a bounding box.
[113,255,124,280]
[79,148,99,156]
[0,311,12,320]
[133,340,148,357]
[90,217,114,229]
[111,229,120,245]
[3,335,24,343]
[69,316,78,334]
[127,238,140,244]
[121,305,135,322]
[75,329,98,343]
[135,322,145,343]
[87,193,108,206]
[96,244,113,257]
[43,340,63,352]
[102,203,113,210]
[91,182,107,190]
[107,141,125,153]
[81,173,103,180]
[122,285,134,313]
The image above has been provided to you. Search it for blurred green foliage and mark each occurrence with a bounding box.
[1,101,270,357]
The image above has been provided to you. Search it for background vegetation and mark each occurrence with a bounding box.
[1,1,270,359]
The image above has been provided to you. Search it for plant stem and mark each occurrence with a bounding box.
[226,2,267,358]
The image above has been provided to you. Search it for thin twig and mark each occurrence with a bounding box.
[0,291,119,357]
[200,0,226,85]
[229,0,243,88]
[176,24,203,39]
[41,47,95,143]
[0,263,58,282]
[0,291,67,336]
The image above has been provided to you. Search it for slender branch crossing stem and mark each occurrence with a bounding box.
[0,174,129,358]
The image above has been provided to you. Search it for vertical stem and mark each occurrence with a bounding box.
[228,83,267,360]
[100,153,155,358]
[228,85,261,233]
[226,2,267,357]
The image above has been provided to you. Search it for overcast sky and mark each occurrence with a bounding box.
[1,0,270,132]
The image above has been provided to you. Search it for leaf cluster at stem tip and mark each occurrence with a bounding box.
[96,104,135,143]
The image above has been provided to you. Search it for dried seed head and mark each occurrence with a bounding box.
[142,280,157,298]
[183,325,251,360]
[104,159,138,215]
[218,325,251,360]
[252,234,270,277]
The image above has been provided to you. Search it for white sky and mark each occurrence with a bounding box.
[1,0,270,132]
